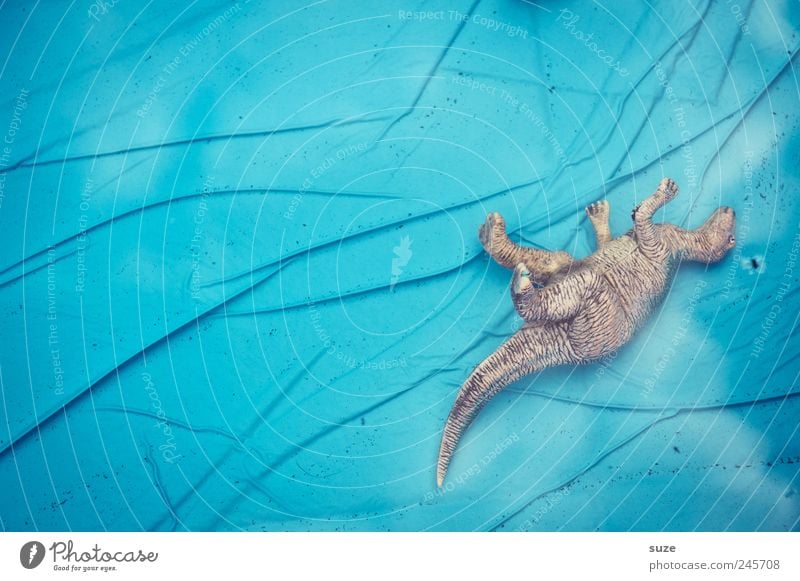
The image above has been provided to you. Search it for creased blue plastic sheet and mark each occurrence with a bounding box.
[0,0,799,531]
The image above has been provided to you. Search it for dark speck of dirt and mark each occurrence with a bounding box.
[751,258,760,269]
[673,446,680,453]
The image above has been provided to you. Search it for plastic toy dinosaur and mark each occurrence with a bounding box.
[437,178,736,486]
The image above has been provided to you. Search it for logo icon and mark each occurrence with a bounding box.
[390,236,413,290]
[20,541,45,569]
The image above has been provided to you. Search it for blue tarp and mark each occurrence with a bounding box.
[0,0,798,531]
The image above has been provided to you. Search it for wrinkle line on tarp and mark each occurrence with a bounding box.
[487,409,679,531]
[95,406,243,445]
[0,260,294,459]
[159,283,501,526]
[0,115,394,175]
[202,177,543,288]
[510,386,800,412]
[538,0,713,193]
[219,253,485,316]
[488,390,800,531]
[375,0,482,142]
[147,346,329,531]
[0,187,400,285]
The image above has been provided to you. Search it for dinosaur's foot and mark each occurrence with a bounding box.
[478,212,507,253]
[512,262,532,295]
[585,199,609,221]
[656,177,678,202]
[632,178,679,221]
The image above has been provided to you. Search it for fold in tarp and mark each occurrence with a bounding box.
[0,0,798,531]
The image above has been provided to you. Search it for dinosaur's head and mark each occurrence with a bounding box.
[683,206,736,263]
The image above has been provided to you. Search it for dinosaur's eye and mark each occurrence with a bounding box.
[728,235,735,245]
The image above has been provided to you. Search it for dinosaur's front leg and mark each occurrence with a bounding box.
[511,263,586,323]
[632,177,678,223]
[585,199,612,249]
[632,177,678,259]
[479,212,572,281]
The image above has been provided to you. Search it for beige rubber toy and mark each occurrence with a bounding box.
[437,178,736,486]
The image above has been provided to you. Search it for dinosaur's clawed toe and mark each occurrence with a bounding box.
[586,199,609,219]
[658,177,678,201]
[512,262,532,295]
[488,212,505,232]
[479,212,506,250]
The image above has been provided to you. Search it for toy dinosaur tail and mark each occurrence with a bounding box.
[437,323,575,487]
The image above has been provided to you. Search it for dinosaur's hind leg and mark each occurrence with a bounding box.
[479,212,572,282]
[585,200,612,249]
[511,263,589,323]
[632,177,678,259]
